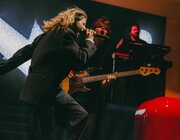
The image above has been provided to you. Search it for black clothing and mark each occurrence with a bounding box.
[71,36,113,140]
[28,91,89,140]
[0,28,97,140]
[0,28,96,105]
[116,38,147,55]
[113,37,148,106]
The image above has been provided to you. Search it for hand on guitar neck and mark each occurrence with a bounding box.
[68,70,89,78]
[101,74,117,85]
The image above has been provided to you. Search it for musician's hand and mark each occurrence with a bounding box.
[86,28,96,41]
[68,70,76,78]
[101,74,116,85]
[68,70,89,78]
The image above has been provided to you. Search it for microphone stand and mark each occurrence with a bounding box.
[110,53,116,103]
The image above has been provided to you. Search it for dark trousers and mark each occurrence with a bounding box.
[72,91,104,140]
[28,91,88,140]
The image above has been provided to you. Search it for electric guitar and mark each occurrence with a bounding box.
[60,66,161,94]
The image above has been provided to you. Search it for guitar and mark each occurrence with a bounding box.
[60,66,161,94]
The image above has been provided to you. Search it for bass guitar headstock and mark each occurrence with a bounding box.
[138,66,161,76]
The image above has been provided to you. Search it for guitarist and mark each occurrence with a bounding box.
[68,17,115,140]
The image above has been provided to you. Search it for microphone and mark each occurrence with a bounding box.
[76,21,110,39]
[96,34,110,39]
[81,28,110,39]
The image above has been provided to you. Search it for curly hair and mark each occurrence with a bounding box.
[42,7,87,32]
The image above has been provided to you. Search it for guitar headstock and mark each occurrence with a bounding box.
[138,67,161,76]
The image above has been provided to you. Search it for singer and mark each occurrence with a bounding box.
[0,7,99,140]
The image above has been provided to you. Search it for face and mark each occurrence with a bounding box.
[95,26,108,36]
[130,25,140,38]
[94,26,109,46]
[76,17,87,31]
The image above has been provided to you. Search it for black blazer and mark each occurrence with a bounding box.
[0,28,97,105]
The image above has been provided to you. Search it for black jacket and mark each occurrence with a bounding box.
[0,28,97,105]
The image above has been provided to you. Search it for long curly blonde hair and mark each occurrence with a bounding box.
[43,7,87,32]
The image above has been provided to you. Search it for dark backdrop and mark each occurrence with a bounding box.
[0,1,166,140]
[0,0,166,104]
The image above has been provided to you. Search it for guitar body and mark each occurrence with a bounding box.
[60,70,92,94]
[60,76,70,94]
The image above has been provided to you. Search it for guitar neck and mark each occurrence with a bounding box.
[82,70,138,84]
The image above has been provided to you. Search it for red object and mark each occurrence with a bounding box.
[134,97,180,140]
[114,52,129,57]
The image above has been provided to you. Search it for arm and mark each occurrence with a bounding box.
[64,33,97,64]
[0,33,45,75]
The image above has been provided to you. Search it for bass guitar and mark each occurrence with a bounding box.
[60,66,160,94]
